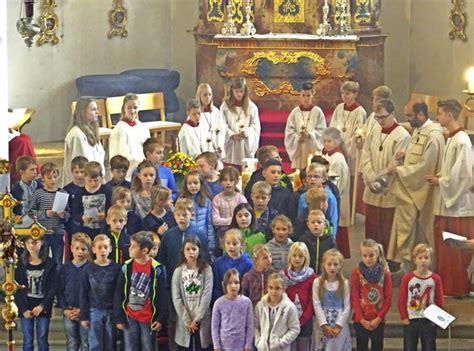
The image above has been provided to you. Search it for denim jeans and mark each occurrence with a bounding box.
[403,318,437,351]
[123,318,155,351]
[44,231,64,270]
[63,316,89,351]
[20,316,50,351]
[88,308,115,351]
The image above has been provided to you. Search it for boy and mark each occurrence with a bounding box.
[114,231,169,351]
[11,155,41,217]
[251,181,278,241]
[178,99,203,159]
[29,162,69,269]
[112,186,143,236]
[196,151,223,198]
[149,232,161,258]
[80,235,120,351]
[106,154,131,189]
[58,233,91,351]
[398,244,444,350]
[265,215,294,271]
[284,81,326,169]
[299,209,335,274]
[106,205,130,265]
[310,155,340,210]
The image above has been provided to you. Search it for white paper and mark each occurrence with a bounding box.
[8,108,27,128]
[52,192,69,213]
[423,304,455,329]
[84,207,99,218]
[442,231,467,242]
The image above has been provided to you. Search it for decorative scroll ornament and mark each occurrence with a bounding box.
[38,0,59,46]
[449,0,467,41]
[333,0,353,35]
[108,0,128,39]
[354,0,371,24]
[231,0,245,24]
[274,0,305,23]
[207,0,225,22]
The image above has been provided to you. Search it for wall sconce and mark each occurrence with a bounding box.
[16,0,40,48]
[463,67,474,112]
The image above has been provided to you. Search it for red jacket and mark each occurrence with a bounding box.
[283,269,317,326]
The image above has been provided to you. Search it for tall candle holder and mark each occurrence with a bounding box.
[222,1,237,36]
[316,0,332,36]
[334,0,353,36]
[240,0,256,36]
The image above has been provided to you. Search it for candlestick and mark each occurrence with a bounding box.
[240,0,256,36]
[222,0,237,35]
[316,0,332,36]
[467,67,474,93]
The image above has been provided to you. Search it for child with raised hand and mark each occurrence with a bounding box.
[58,233,91,351]
[211,268,254,351]
[15,237,56,351]
[172,236,213,351]
[114,231,168,350]
[351,239,392,351]
[282,242,317,351]
[242,244,276,307]
[254,272,300,351]
[111,186,142,236]
[143,185,176,236]
[398,244,444,351]
[312,249,351,351]
[212,166,247,247]
[212,229,253,302]
[230,202,265,256]
[105,204,130,265]
[196,152,224,198]
[106,154,131,189]
[265,214,294,271]
[131,160,160,219]
[80,234,120,351]
[251,181,278,241]
[12,155,41,217]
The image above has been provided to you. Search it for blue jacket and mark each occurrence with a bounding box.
[126,210,143,235]
[206,180,223,199]
[63,182,84,236]
[107,229,131,265]
[142,209,176,233]
[191,195,215,251]
[58,261,89,309]
[11,179,42,216]
[212,253,253,302]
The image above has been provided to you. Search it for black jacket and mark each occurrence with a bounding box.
[299,231,336,275]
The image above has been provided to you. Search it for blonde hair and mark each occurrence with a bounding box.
[308,209,326,219]
[360,239,388,271]
[340,81,360,94]
[196,83,213,109]
[92,234,111,247]
[70,96,99,146]
[251,244,271,262]
[252,181,271,196]
[174,198,194,214]
[121,93,139,119]
[287,242,310,269]
[412,243,434,260]
[306,188,328,212]
[71,233,92,250]
[151,185,172,208]
[224,77,250,113]
[107,204,127,220]
[322,127,347,160]
[150,232,161,248]
[112,186,131,204]
[223,228,244,255]
[372,85,392,99]
[318,249,346,300]
[306,163,327,180]
[267,272,286,289]
[271,214,293,235]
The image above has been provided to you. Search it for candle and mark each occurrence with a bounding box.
[466,67,474,94]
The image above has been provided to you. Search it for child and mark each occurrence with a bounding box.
[266,215,294,271]
[251,181,278,241]
[299,186,336,239]
[212,229,253,302]
[106,204,130,265]
[282,242,317,351]
[196,151,224,198]
[58,233,91,351]
[285,81,327,169]
[254,272,300,351]
[131,160,160,219]
[80,235,120,351]
[351,239,392,351]
[230,203,265,256]
[300,209,335,275]
[220,77,261,166]
[179,99,204,158]
[143,185,176,236]
[15,237,56,351]
[111,186,142,236]
[114,231,169,350]
[310,155,341,211]
[398,244,444,351]
[312,249,351,351]
[29,162,69,269]
[149,232,161,258]
[212,166,247,245]
[211,268,254,351]
[242,244,276,306]
[106,154,131,189]
[364,85,393,136]
[109,93,151,180]
[12,155,41,217]
[322,127,351,258]
[171,236,213,351]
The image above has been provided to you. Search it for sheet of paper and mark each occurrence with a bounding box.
[52,192,69,213]
[423,304,456,329]
[84,207,99,218]
[442,231,467,242]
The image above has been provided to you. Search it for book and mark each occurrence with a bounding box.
[423,304,455,329]
[442,231,467,242]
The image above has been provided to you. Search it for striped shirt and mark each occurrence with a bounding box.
[28,188,69,232]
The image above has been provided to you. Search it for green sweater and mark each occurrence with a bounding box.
[242,228,266,256]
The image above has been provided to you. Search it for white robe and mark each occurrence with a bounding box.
[324,151,350,227]
[62,126,105,186]
[109,120,151,180]
[199,105,226,159]
[329,103,367,175]
[220,101,260,165]
[284,105,327,169]
[178,122,203,159]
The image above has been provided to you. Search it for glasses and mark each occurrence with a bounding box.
[374,113,391,121]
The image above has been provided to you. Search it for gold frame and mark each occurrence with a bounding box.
[273,0,305,23]
[449,0,467,41]
[108,0,128,39]
[38,0,59,46]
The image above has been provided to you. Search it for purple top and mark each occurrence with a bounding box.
[211,295,254,350]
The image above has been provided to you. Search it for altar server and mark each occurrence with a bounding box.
[364,85,393,137]
[178,99,204,159]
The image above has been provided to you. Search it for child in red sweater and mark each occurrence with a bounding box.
[351,239,392,351]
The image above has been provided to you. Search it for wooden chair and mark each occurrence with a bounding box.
[71,98,112,147]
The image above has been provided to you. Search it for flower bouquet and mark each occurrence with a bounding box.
[162,152,196,175]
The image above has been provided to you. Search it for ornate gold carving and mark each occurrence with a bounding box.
[449,0,467,41]
[354,0,371,24]
[108,0,128,39]
[274,0,305,23]
[207,0,225,22]
[232,0,245,24]
[38,0,59,46]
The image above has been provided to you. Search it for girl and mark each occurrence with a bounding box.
[312,249,351,351]
[283,242,317,351]
[15,237,57,351]
[211,268,254,351]
[266,214,294,271]
[230,203,265,256]
[242,244,276,307]
[212,229,253,302]
[112,186,142,235]
[196,83,226,160]
[143,185,176,236]
[211,166,247,246]
[109,93,151,180]
[322,127,351,258]
[254,272,300,351]
[172,236,213,351]
[63,96,105,185]
[220,77,261,167]
[351,239,392,351]
[131,160,160,219]
[180,170,216,254]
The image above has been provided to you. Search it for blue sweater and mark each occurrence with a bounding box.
[126,210,143,235]
[63,182,84,236]
[142,209,176,233]
[206,180,223,199]
[11,179,42,216]
[190,195,215,251]
[212,253,253,302]
[105,179,131,189]
[297,185,338,235]
[58,261,89,309]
